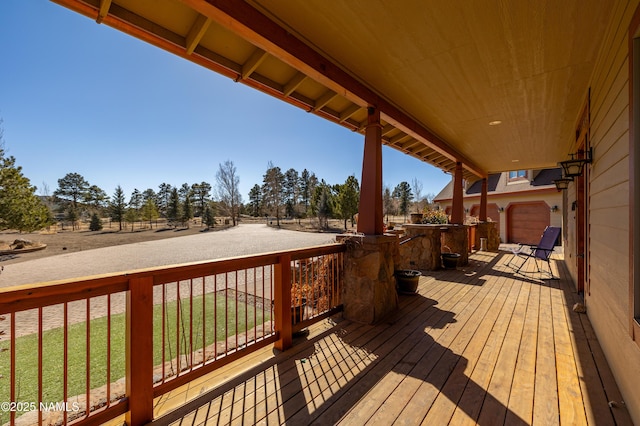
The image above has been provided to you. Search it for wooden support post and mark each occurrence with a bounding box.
[126,277,154,425]
[479,178,488,222]
[274,254,292,351]
[451,162,465,224]
[357,107,384,235]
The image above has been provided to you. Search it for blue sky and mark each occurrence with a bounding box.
[0,1,451,202]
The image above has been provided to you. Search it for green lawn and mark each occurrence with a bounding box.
[0,292,270,420]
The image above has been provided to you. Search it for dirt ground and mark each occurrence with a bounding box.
[0,216,365,266]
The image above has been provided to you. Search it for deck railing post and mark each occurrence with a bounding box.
[274,254,292,351]
[126,276,154,425]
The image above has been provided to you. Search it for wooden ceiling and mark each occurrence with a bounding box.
[52,0,615,182]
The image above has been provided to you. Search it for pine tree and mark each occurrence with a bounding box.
[0,147,52,232]
[283,168,299,218]
[89,213,103,231]
[157,183,172,218]
[393,181,413,221]
[167,187,181,227]
[316,185,332,230]
[54,172,90,209]
[191,182,212,220]
[337,175,360,229]
[248,184,262,217]
[140,198,159,229]
[109,185,127,231]
[262,162,284,226]
[203,202,216,229]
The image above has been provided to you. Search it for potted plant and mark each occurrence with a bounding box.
[291,282,310,324]
[421,207,448,224]
[395,269,421,294]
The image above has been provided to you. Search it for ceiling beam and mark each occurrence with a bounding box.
[181,0,485,178]
[185,14,211,55]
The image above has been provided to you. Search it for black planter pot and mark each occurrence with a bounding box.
[441,253,461,269]
[395,269,421,294]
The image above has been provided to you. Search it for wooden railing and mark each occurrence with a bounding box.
[0,243,345,425]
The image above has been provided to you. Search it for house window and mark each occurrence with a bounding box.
[508,170,527,182]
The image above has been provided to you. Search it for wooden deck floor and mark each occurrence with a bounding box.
[147,251,633,426]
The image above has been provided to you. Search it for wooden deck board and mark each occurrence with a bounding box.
[149,251,632,426]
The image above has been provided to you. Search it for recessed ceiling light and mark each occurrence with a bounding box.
[489,120,502,126]
[512,159,519,162]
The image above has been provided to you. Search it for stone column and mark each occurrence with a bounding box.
[340,106,398,324]
[337,234,398,324]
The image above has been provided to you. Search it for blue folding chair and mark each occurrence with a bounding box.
[507,226,561,279]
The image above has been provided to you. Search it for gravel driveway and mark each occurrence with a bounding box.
[0,224,339,288]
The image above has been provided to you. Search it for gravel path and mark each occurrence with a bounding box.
[0,224,340,337]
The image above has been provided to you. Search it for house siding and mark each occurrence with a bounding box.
[574,0,640,422]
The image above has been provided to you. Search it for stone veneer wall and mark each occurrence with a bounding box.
[397,224,442,271]
[475,222,500,251]
[440,225,469,266]
[336,234,398,324]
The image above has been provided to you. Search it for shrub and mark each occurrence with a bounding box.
[421,208,448,224]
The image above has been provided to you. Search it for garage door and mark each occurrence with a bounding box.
[507,202,550,244]
[470,203,500,230]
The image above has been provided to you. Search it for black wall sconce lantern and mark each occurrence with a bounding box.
[559,147,593,178]
[498,207,505,213]
[551,205,559,212]
[553,176,573,191]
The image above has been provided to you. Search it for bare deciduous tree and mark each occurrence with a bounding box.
[411,177,423,213]
[216,160,242,226]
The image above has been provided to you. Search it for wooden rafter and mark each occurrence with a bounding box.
[240,48,268,80]
[185,14,211,55]
[338,104,360,123]
[96,0,111,24]
[283,72,306,96]
[313,90,338,112]
[381,124,395,137]
[390,133,412,145]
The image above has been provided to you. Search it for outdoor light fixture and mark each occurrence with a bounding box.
[553,177,573,191]
[498,207,504,212]
[559,147,593,178]
[551,205,559,212]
